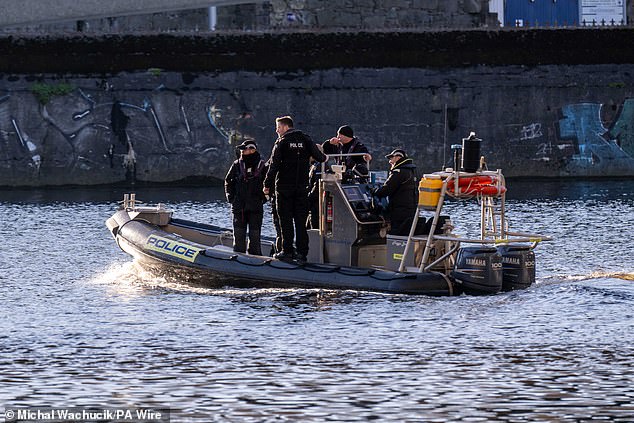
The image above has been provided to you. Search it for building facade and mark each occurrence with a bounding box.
[2,1,499,32]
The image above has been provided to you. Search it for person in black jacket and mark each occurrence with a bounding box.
[225,140,267,255]
[322,125,372,182]
[263,116,328,262]
[373,149,418,235]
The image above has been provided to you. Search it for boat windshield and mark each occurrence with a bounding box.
[342,185,364,201]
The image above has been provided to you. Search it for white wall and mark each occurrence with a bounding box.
[489,0,504,26]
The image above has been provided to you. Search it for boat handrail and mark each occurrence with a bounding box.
[322,152,371,173]
[119,193,141,210]
[504,231,552,241]
[431,235,549,244]
[405,231,550,245]
[119,193,172,212]
[422,241,461,272]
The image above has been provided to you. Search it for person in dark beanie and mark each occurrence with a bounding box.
[322,125,372,181]
[373,149,418,235]
[225,140,267,255]
[264,116,327,262]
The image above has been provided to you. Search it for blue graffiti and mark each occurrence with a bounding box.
[206,105,230,141]
[558,103,633,172]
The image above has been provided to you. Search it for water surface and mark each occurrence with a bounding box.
[1,180,633,422]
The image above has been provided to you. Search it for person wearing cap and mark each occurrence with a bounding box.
[225,140,268,255]
[263,116,328,262]
[373,148,418,235]
[322,125,372,181]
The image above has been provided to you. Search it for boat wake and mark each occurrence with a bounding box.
[611,272,634,281]
[539,270,634,285]
[87,261,173,297]
[90,259,323,298]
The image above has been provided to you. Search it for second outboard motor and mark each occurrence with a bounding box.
[452,246,503,295]
[497,244,536,291]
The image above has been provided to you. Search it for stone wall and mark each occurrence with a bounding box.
[2,65,633,187]
[267,0,496,29]
[1,30,634,187]
[3,9,212,33]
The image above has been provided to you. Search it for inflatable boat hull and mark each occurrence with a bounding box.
[109,213,454,296]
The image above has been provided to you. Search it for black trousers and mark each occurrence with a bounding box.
[275,187,309,256]
[233,209,263,255]
[270,196,282,253]
[389,208,417,236]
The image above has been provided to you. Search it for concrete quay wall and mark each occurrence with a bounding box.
[1,30,634,186]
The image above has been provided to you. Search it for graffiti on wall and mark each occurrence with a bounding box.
[0,93,42,176]
[606,98,634,158]
[519,123,543,141]
[558,102,634,173]
[0,82,253,185]
[508,100,634,175]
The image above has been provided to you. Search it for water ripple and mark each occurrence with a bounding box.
[1,183,634,421]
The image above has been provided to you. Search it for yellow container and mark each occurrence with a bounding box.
[419,177,443,209]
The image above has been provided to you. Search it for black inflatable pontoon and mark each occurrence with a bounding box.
[107,209,454,296]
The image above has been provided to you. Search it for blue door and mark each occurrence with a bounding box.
[505,0,579,27]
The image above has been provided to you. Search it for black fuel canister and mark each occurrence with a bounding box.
[461,132,481,173]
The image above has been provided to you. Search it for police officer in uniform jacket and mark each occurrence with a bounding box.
[225,140,268,255]
[264,116,327,262]
[373,149,418,235]
[322,125,372,181]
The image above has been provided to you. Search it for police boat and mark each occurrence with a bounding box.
[105,134,550,296]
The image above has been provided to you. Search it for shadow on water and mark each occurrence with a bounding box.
[1,177,631,204]
[506,177,634,201]
[0,185,227,205]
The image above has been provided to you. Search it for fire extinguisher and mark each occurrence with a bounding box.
[324,191,333,234]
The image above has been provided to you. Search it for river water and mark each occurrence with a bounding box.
[1,180,633,422]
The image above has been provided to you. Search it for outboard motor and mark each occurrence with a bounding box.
[497,244,536,291]
[452,246,503,295]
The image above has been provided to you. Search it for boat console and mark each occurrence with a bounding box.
[307,172,387,267]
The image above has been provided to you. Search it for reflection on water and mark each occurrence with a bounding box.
[1,180,633,421]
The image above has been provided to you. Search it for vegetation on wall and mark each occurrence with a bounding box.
[30,82,74,104]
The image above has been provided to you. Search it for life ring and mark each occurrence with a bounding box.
[456,175,498,187]
[445,175,505,197]
[446,175,506,197]
[456,183,506,197]
[477,184,507,196]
